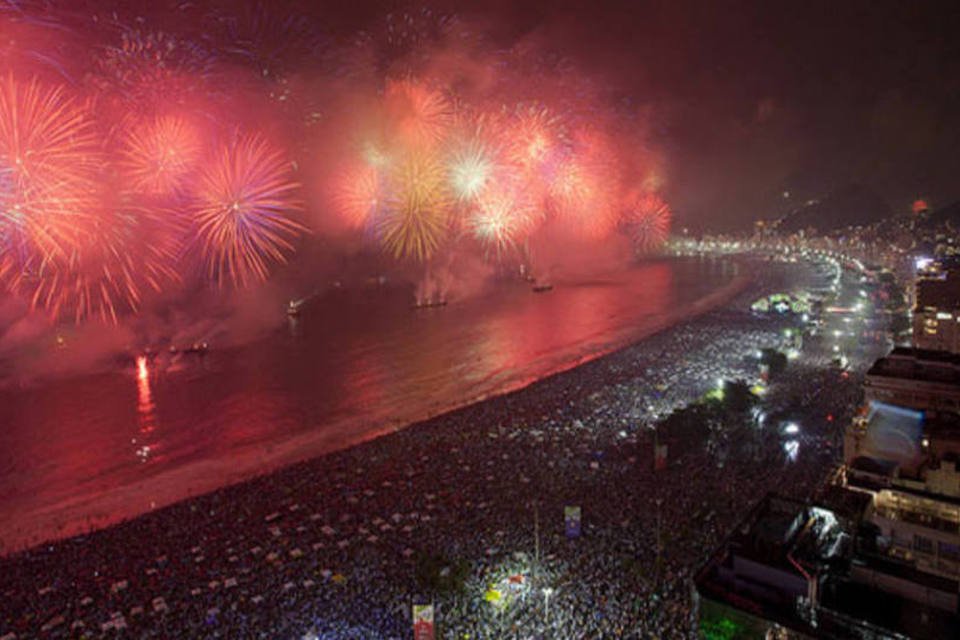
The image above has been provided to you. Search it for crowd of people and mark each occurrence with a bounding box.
[0,257,891,639]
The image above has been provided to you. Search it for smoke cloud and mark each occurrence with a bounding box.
[0,1,671,379]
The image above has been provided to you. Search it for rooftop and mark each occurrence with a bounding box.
[696,492,960,640]
[866,347,960,386]
[816,574,960,640]
[915,263,960,310]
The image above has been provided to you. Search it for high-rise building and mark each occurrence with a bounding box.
[843,404,960,586]
[913,260,960,353]
[698,362,960,638]
[863,347,960,414]
[694,491,959,639]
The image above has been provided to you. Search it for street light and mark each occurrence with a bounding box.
[655,497,663,583]
[542,587,554,624]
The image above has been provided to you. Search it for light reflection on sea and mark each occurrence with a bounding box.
[0,257,738,551]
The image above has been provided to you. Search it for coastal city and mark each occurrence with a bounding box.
[2,1,960,639]
[5,208,959,638]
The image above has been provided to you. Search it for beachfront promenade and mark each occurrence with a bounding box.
[0,257,886,638]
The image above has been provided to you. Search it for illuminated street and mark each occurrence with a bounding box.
[0,254,898,637]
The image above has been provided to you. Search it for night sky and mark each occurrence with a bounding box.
[460,0,960,229]
[6,0,959,234]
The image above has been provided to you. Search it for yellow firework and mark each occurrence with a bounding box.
[377,149,451,261]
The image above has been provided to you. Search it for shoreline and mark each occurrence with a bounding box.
[0,255,866,639]
[1,261,752,558]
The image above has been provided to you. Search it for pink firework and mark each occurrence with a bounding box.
[191,133,306,288]
[548,128,620,238]
[549,159,616,238]
[92,26,217,108]
[505,105,564,172]
[333,162,381,230]
[470,182,539,254]
[118,114,202,197]
[19,203,181,323]
[384,78,453,148]
[0,75,101,282]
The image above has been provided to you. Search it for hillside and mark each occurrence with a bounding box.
[777,183,893,233]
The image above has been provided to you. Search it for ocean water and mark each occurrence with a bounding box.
[0,256,738,551]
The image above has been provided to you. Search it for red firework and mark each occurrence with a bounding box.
[118,115,202,197]
[551,128,622,238]
[622,191,672,252]
[505,105,564,172]
[470,181,539,254]
[333,162,381,229]
[92,26,217,108]
[191,133,306,288]
[548,158,617,238]
[0,75,101,285]
[384,78,453,148]
[21,204,181,323]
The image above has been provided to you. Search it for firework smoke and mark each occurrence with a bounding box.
[0,2,670,332]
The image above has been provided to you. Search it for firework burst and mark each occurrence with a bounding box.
[448,140,494,203]
[118,114,202,197]
[0,75,101,283]
[622,191,671,252]
[470,183,537,255]
[384,78,453,147]
[191,133,305,288]
[333,162,381,230]
[16,203,181,323]
[505,105,565,171]
[377,148,451,261]
[92,26,217,108]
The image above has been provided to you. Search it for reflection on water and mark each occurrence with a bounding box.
[0,257,736,539]
[135,356,157,463]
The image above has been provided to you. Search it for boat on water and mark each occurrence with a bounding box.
[412,298,448,309]
[532,283,554,293]
[184,342,209,355]
[165,342,209,356]
[287,299,304,317]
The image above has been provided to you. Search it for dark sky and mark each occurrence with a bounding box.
[12,0,960,232]
[447,0,960,230]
